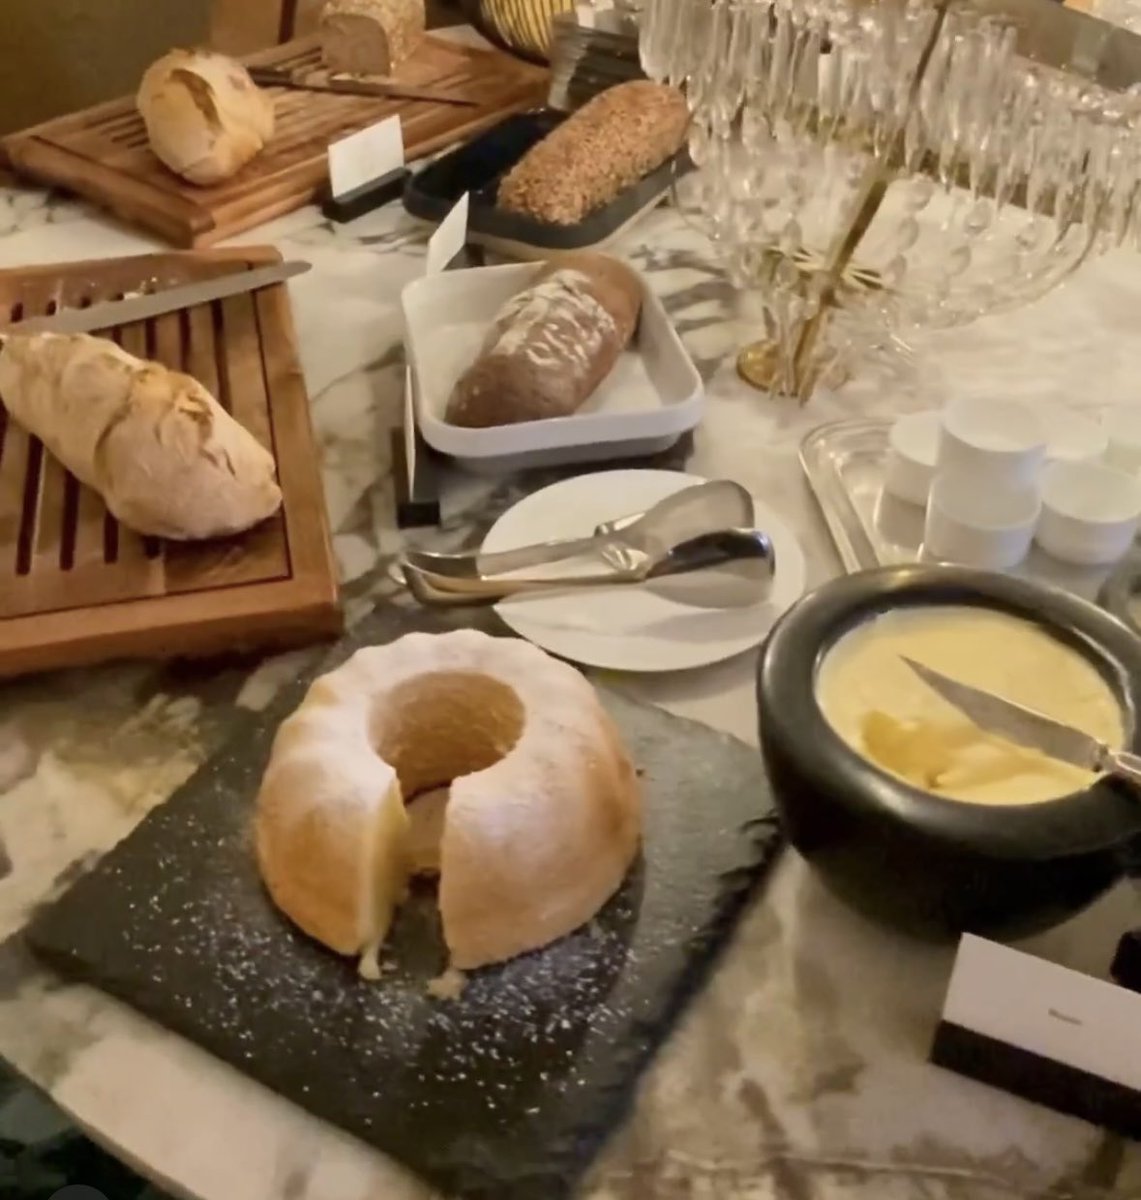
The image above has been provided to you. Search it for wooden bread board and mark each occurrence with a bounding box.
[0,247,342,678]
[1,35,549,248]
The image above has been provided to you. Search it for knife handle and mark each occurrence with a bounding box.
[1104,748,1141,791]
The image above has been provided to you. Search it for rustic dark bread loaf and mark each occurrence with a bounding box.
[496,81,689,226]
[445,253,642,429]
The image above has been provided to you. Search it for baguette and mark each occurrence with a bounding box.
[137,49,275,186]
[320,0,424,75]
[0,332,282,541]
[446,253,642,429]
[496,81,689,226]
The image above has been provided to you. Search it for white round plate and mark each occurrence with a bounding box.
[483,469,807,672]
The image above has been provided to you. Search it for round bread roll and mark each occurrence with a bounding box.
[137,49,275,186]
[255,629,642,975]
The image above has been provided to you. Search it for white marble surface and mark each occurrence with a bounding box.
[0,170,1140,1200]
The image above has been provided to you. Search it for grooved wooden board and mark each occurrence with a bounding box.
[0,247,342,678]
[0,34,548,248]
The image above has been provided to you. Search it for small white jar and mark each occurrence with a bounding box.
[937,397,1047,489]
[923,471,1040,570]
[884,410,941,507]
[1036,459,1141,567]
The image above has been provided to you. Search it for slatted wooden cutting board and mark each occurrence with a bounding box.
[0,247,342,678]
[0,34,548,248]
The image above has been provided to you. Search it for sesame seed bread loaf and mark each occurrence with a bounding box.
[496,80,689,226]
[445,253,642,429]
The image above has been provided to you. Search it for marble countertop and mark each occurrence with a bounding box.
[1,173,1141,1200]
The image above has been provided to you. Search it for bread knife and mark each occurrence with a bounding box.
[5,260,311,337]
[247,67,478,107]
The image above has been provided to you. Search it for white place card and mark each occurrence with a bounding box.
[931,934,1141,1136]
[425,192,469,276]
[943,935,1141,1088]
[327,116,404,200]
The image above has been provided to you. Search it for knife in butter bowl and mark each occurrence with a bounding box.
[902,656,1141,790]
[2,260,311,337]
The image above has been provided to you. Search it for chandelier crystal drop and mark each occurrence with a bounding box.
[638,0,1141,400]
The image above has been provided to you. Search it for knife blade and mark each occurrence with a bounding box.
[247,67,478,107]
[6,260,311,337]
[900,656,1107,772]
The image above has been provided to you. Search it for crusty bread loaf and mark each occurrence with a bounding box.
[497,81,689,226]
[137,49,275,186]
[0,332,282,541]
[320,0,425,75]
[446,253,642,429]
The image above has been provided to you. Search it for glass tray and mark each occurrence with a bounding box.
[799,417,1122,604]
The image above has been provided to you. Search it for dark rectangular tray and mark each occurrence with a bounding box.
[24,604,781,1200]
[403,107,690,251]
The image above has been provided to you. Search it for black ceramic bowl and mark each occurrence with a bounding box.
[757,565,1141,939]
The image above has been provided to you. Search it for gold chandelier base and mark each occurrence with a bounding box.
[735,338,850,399]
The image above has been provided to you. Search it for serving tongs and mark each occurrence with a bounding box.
[399,480,776,607]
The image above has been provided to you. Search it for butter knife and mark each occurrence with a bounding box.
[901,656,1141,788]
[4,260,311,337]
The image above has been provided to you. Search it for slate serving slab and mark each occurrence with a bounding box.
[25,605,782,1200]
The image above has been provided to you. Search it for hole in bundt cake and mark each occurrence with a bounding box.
[373,671,526,878]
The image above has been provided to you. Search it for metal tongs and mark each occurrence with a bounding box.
[399,481,777,608]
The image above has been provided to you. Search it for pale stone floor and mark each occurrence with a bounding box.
[0,1059,173,1199]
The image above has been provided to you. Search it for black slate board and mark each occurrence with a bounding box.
[24,605,782,1200]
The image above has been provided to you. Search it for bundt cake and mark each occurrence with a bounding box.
[255,630,641,976]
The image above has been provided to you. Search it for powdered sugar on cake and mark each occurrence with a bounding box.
[254,629,641,977]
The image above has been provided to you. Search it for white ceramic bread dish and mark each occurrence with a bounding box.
[1035,459,1141,566]
[401,262,703,474]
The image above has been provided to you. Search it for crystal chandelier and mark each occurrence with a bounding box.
[638,0,1141,400]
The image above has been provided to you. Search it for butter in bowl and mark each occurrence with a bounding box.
[757,565,1141,939]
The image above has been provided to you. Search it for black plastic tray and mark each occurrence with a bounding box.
[25,603,781,1200]
[404,107,690,251]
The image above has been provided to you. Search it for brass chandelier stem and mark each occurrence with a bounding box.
[784,1,953,402]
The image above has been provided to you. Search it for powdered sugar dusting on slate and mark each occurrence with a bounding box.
[26,611,780,1200]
